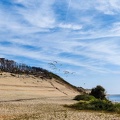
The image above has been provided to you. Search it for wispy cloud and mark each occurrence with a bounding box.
[59,23,82,30]
[1,0,120,93]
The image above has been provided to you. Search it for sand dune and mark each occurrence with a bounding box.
[0,72,79,102]
[0,72,119,120]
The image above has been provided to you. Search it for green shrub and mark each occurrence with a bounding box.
[89,100,115,111]
[68,86,120,113]
[113,103,120,113]
[74,94,96,101]
[69,99,120,112]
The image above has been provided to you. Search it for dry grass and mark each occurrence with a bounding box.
[0,99,120,120]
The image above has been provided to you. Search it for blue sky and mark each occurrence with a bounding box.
[0,0,120,94]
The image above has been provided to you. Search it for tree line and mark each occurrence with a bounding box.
[0,58,51,79]
[0,58,85,93]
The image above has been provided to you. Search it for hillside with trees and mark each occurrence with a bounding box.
[0,58,84,93]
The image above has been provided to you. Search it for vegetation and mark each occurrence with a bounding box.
[74,94,96,101]
[67,86,120,113]
[0,58,51,78]
[69,99,120,113]
[90,85,106,100]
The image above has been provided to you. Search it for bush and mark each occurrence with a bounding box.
[69,99,117,112]
[90,85,106,100]
[90,100,115,111]
[68,86,120,113]
[74,94,96,101]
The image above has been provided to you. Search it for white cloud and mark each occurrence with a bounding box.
[1,0,120,76]
[85,0,120,15]
[59,23,82,30]
[15,0,56,28]
[70,0,120,15]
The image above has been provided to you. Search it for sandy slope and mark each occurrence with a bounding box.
[0,72,120,120]
[0,72,79,102]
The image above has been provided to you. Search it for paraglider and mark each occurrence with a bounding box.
[48,61,76,77]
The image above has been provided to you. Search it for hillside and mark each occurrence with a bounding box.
[0,59,119,120]
[0,58,84,102]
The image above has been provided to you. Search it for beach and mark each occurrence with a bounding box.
[1,1,120,119]
[0,97,120,120]
[0,73,119,120]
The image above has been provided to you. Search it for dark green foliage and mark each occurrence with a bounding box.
[66,86,120,113]
[68,99,120,112]
[90,85,106,100]
[113,103,120,113]
[74,94,96,101]
[89,100,115,111]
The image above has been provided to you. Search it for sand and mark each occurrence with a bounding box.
[0,72,119,120]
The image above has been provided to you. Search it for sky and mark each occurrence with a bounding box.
[0,0,120,94]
